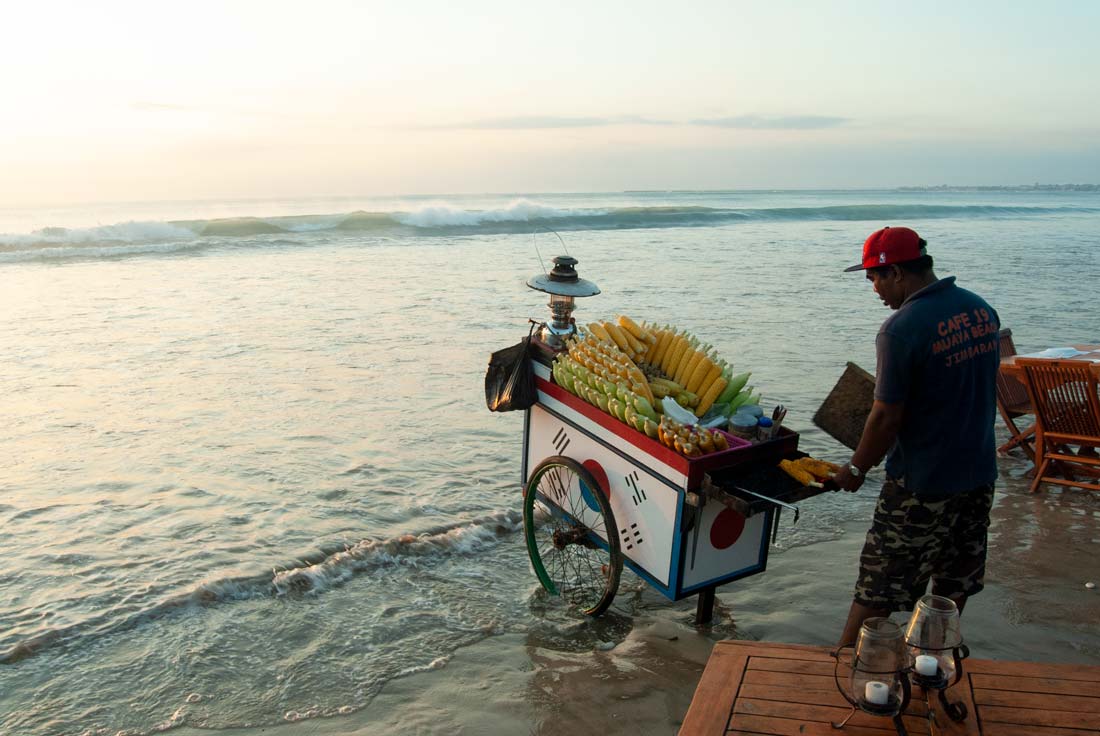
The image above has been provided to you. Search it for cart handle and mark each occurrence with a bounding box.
[731,486,800,525]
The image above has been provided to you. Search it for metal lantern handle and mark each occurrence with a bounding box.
[951,643,970,687]
[830,645,913,715]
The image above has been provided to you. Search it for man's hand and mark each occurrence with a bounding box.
[833,463,865,493]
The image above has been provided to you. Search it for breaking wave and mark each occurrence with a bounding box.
[2,200,1093,263]
[0,510,522,665]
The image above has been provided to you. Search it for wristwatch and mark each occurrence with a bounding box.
[847,462,863,477]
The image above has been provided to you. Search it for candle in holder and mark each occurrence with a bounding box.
[864,680,890,705]
[915,654,938,676]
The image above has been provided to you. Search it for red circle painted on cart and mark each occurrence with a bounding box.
[710,508,746,550]
[582,459,611,499]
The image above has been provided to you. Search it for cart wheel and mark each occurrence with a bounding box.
[524,456,623,616]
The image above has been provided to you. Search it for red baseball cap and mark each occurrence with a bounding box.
[844,226,926,272]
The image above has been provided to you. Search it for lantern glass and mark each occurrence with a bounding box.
[850,618,907,714]
[905,594,963,687]
[548,293,576,332]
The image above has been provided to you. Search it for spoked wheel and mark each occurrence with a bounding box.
[523,456,622,616]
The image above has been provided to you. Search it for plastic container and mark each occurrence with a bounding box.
[735,404,764,420]
[756,416,774,441]
[729,414,758,441]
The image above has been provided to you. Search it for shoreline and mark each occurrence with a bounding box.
[174,452,1100,736]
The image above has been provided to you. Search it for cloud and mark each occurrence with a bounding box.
[690,115,849,130]
[131,101,198,112]
[420,114,671,130]
[419,113,847,131]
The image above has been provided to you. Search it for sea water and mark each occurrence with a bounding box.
[1,189,1098,735]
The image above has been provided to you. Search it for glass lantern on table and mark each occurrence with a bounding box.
[832,617,913,735]
[905,594,970,721]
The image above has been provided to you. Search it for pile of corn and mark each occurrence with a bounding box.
[656,416,729,457]
[551,314,765,458]
[778,457,840,487]
[582,316,759,417]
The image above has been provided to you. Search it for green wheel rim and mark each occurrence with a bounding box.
[523,456,622,616]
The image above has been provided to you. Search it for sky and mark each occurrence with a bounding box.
[2,0,1099,205]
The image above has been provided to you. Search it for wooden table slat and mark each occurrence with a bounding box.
[968,725,1100,736]
[742,669,837,689]
[973,687,1100,713]
[724,712,906,736]
[969,658,1100,683]
[735,697,931,734]
[971,672,1100,698]
[979,704,1100,730]
[679,647,747,735]
[746,656,837,676]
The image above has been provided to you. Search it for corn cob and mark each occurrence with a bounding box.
[794,457,840,478]
[631,373,655,404]
[587,322,612,343]
[779,459,817,487]
[640,323,661,362]
[602,322,632,354]
[677,347,704,386]
[648,381,672,399]
[618,315,648,343]
[619,325,646,356]
[657,333,675,374]
[694,376,728,417]
[646,376,682,393]
[652,328,674,368]
[712,431,729,451]
[669,342,687,383]
[717,372,751,405]
[649,376,682,390]
[686,355,716,395]
[695,361,724,402]
[663,334,688,376]
[728,387,755,412]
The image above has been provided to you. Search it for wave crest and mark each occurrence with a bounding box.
[0,510,522,665]
[2,201,1092,263]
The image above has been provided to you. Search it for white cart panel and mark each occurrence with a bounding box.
[679,501,769,590]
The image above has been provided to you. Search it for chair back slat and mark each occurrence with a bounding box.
[996,329,1031,409]
[1018,358,1100,440]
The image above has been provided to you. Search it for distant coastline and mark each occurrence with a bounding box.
[896,183,1099,192]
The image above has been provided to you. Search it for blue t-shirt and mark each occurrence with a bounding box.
[874,277,1000,498]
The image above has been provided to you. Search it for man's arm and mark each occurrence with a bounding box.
[833,399,905,491]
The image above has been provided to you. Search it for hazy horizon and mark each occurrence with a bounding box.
[3,1,1099,207]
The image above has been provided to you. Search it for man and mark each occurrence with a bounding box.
[832,226,1000,647]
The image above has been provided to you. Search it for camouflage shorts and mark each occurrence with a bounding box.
[854,479,995,612]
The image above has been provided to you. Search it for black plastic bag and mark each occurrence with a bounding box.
[485,323,537,412]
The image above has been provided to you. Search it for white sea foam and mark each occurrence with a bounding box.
[394,199,603,227]
[0,510,523,667]
[269,509,522,596]
[396,654,451,678]
[0,220,195,247]
[0,240,207,263]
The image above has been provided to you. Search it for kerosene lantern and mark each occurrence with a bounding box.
[905,594,970,721]
[527,255,600,349]
[832,618,912,735]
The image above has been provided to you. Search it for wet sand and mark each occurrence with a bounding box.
[174,449,1099,736]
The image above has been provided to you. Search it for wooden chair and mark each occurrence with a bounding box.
[1017,357,1100,493]
[995,329,1035,461]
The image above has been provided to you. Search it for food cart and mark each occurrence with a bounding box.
[504,255,828,622]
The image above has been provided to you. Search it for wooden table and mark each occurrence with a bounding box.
[680,640,1100,735]
[1000,344,1100,379]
